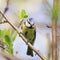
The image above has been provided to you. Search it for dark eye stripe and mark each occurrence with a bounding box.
[27,20,35,28]
[27,21,30,24]
[27,20,31,26]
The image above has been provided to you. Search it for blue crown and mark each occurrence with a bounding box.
[29,18,33,22]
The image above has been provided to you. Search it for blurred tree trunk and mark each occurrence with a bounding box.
[52,0,58,60]
[52,18,57,60]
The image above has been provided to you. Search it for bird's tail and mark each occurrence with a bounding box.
[27,46,33,57]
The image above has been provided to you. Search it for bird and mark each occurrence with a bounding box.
[21,18,36,57]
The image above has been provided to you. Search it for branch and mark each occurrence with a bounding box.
[18,19,24,28]
[0,11,47,60]
[0,51,21,60]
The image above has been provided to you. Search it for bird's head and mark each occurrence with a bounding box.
[24,18,34,28]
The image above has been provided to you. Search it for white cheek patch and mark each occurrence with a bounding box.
[26,21,31,27]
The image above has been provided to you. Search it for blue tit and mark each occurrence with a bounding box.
[21,18,36,57]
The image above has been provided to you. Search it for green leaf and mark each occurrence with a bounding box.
[17,9,28,18]
[0,29,15,54]
[0,30,3,38]
[24,15,28,18]
[0,29,17,54]
[4,35,12,46]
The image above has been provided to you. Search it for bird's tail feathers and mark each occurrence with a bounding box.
[27,46,33,57]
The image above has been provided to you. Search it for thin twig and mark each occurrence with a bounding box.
[0,0,9,24]
[46,23,60,28]
[4,0,9,13]
[0,11,47,60]
[0,21,7,24]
